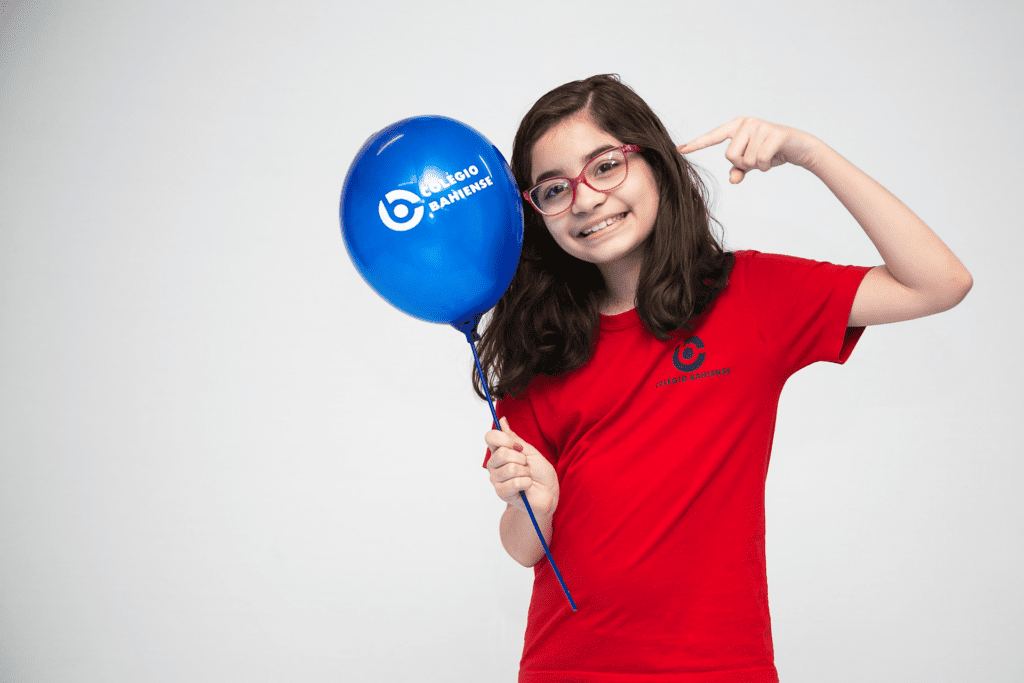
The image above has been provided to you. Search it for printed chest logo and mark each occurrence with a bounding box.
[654,335,731,389]
[672,336,705,372]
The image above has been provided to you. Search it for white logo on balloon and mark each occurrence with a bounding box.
[378,190,425,231]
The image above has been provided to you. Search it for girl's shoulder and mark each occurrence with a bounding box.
[713,249,836,312]
[719,249,872,321]
[725,249,834,284]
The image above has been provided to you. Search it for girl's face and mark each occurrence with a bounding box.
[529,114,659,272]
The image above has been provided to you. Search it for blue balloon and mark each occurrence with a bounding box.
[340,116,523,337]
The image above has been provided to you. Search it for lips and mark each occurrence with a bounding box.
[578,212,627,239]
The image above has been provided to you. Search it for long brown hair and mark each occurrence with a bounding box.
[473,74,733,401]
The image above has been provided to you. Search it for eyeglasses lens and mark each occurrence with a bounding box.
[530,149,629,215]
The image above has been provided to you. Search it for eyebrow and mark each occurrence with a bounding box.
[533,144,618,185]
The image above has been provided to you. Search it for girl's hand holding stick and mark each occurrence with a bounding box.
[485,417,559,518]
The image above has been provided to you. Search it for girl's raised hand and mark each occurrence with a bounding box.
[485,417,559,518]
[677,117,819,184]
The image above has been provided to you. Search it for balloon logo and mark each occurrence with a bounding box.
[340,116,524,337]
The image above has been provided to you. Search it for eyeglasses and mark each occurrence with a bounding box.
[523,144,643,217]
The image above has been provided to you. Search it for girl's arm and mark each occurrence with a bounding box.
[678,118,973,327]
[500,504,550,568]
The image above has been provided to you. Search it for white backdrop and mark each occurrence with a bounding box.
[1,1,1021,681]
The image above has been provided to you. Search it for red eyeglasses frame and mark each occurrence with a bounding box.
[523,144,643,216]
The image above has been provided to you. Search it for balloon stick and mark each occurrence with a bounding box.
[464,328,577,612]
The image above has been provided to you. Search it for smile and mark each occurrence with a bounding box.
[579,212,627,239]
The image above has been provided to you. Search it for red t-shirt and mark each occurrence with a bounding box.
[482,251,871,682]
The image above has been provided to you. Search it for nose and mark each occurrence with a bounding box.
[571,181,605,215]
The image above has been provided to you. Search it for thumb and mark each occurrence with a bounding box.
[499,416,518,438]
[730,167,745,184]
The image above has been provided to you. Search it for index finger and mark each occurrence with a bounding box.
[677,118,742,154]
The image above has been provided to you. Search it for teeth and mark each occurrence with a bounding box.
[581,213,624,237]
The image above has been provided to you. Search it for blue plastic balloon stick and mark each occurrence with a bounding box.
[463,327,578,613]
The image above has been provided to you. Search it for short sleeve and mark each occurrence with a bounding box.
[737,250,872,378]
[481,384,553,469]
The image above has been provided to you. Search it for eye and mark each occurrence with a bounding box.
[593,158,622,176]
[542,182,568,200]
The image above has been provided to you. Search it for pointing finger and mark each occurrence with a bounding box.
[677,117,743,154]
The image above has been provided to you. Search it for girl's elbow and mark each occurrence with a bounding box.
[934,268,973,313]
[951,268,973,306]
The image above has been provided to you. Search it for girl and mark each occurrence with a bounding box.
[480,75,971,682]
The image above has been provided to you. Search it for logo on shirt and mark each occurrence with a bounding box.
[654,335,731,389]
[672,336,705,372]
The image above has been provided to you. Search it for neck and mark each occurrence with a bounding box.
[597,254,643,315]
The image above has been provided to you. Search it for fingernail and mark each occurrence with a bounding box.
[512,443,523,452]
